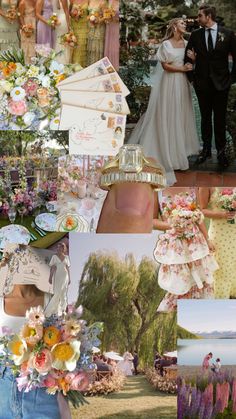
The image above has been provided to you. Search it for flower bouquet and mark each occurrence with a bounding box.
[47,13,59,28]
[0,304,103,408]
[162,193,204,239]
[102,7,116,24]
[0,46,73,130]
[87,11,101,25]
[5,6,19,23]
[21,24,34,38]
[218,188,236,224]
[60,31,78,48]
[70,4,85,20]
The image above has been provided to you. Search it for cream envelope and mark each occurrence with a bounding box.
[60,90,130,115]
[58,73,130,97]
[0,246,54,295]
[59,104,126,155]
[58,57,119,85]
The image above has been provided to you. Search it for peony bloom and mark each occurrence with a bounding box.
[8,99,27,116]
[52,340,81,371]
[20,323,43,346]
[37,87,50,107]
[65,371,89,391]
[26,305,45,326]
[29,349,52,374]
[222,188,233,195]
[10,86,26,101]
[43,326,61,347]
[8,335,29,365]
[22,79,39,96]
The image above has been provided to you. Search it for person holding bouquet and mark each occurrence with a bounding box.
[0,0,19,51]
[52,0,71,64]
[19,0,36,63]
[36,0,58,48]
[153,187,218,312]
[86,0,107,65]
[70,0,89,67]
[199,187,236,299]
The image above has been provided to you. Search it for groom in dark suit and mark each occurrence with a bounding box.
[185,4,236,167]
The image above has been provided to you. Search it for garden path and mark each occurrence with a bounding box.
[71,375,176,419]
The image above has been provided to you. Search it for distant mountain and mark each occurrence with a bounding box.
[177,325,200,339]
[193,330,236,339]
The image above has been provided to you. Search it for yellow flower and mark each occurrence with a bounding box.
[8,335,29,365]
[43,326,61,347]
[55,74,66,85]
[52,340,81,371]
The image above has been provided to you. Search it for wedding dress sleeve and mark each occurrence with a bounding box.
[49,254,57,267]
[156,41,173,63]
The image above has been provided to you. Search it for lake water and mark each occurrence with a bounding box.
[178,339,236,366]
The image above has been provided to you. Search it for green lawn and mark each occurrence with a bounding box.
[71,375,176,419]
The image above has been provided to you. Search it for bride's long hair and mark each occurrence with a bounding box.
[162,18,184,42]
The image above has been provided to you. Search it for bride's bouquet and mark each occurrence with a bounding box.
[162,193,204,239]
[219,188,236,224]
[0,46,73,130]
[0,304,103,408]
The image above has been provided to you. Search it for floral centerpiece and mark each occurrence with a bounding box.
[60,31,78,48]
[0,46,74,130]
[218,188,236,224]
[0,304,103,408]
[162,193,204,239]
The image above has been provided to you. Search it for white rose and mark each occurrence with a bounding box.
[41,75,51,88]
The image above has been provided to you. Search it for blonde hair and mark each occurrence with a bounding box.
[162,18,185,42]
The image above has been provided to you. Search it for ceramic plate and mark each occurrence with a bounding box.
[56,212,89,232]
[0,225,31,249]
[35,213,56,232]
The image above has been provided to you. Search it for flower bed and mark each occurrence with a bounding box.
[84,370,125,396]
[178,371,236,418]
[146,368,177,394]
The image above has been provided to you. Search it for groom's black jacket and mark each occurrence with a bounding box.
[184,26,236,91]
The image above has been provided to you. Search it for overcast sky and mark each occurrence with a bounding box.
[68,232,159,303]
[178,300,236,332]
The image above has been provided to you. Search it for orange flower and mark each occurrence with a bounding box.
[57,377,70,395]
[189,202,197,210]
[43,326,61,347]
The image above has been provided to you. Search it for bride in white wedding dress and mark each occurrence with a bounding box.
[128,18,200,185]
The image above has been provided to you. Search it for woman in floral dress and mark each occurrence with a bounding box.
[70,0,89,66]
[199,187,236,299]
[153,187,218,312]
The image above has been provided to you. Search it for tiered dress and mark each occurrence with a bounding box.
[0,0,19,51]
[37,0,55,48]
[154,192,218,311]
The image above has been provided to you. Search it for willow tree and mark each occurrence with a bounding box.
[77,251,176,364]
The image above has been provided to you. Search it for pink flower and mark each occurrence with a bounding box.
[43,375,57,388]
[20,323,43,346]
[26,306,45,326]
[22,79,39,96]
[8,99,27,116]
[65,371,89,391]
[30,349,53,374]
[232,200,236,209]
[222,188,233,195]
